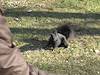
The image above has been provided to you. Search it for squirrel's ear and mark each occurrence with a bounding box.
[53,30,58,35]
[50,33,53,37]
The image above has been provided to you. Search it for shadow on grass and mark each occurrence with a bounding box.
[10,27,52,36]
[5,7,100,19]
[20,38,47,52]
[10,28,53,51]
[72,25,100,36]
[10,25,100,51]
[6,7,100,36]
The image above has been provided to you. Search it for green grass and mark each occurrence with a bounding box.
[2,0,100,74]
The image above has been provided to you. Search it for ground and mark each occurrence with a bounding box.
[2,0,100,75]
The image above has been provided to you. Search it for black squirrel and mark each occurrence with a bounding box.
[46,24,74,48]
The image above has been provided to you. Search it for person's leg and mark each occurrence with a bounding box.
[0,47,30,75]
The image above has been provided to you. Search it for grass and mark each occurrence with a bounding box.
[1,0,100,74]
